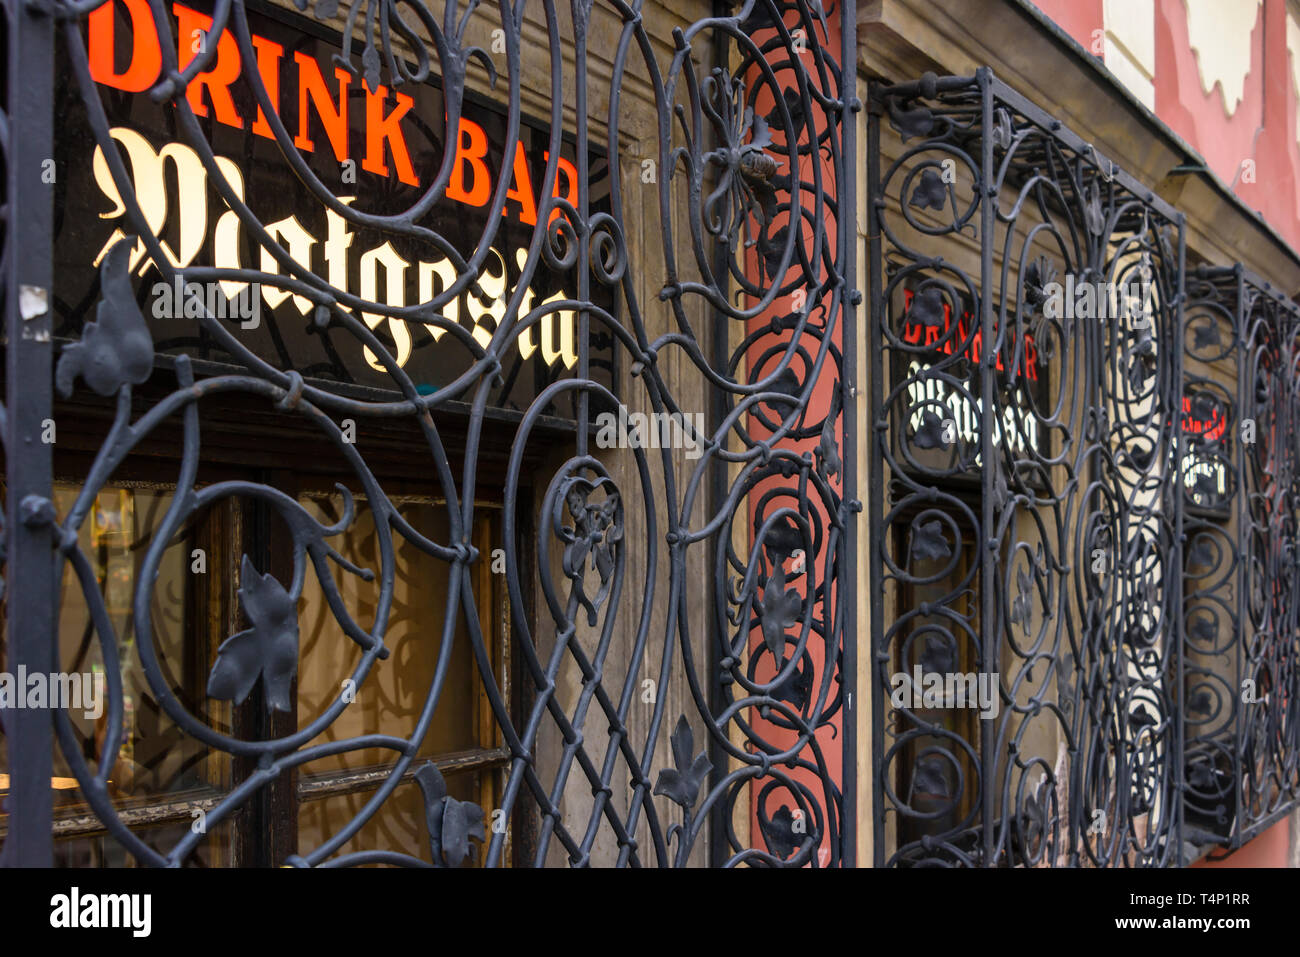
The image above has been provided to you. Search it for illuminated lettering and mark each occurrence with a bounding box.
[84,4,597,215]
[418,257,459,343]
[260,215,317,315]
[504,141,539,225]
[447,118,491,207]
[359,242,412,369]
[90,127,581,373]
[294,52,350,163]
[544,152,579,226]
[363,86,418,186]
[174,4,245,128]
[88,0,162,92]
[92,129,212,273]
[249,36,284,140]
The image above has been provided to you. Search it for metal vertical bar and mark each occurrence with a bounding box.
[865,96,885,868]
[976,66,996,868]
[705,0,731,870]
[2,0,57,868]
[1290,304,1300,817]
[838,0,859,869]
[1171,218,1187,861]
[1288,303,1300,819]
[1231,265,1247,849]
[572,2,590,452]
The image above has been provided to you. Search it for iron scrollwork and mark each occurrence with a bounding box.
[869,69,1188,867]
[1182,267,1300,851]
[1,0,857,867]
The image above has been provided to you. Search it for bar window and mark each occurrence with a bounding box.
[0,478,510,867]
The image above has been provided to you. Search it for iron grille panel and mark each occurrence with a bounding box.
[868,69,1189,868]
[0,0,858,867]
[1182,266,1300,851]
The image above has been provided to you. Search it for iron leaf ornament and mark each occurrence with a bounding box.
[760,804,799,860]
[1010,563,1035,636]
[765,88,807,140]
[911,409,949,450]
[654,716,712,812]
[759,565,802,661]
[817,386,843,481]
[909,167,947,212]
[773,657,813,711]
[414,762,486,867]
[561,483,623,627]
[907,286,946,328]
[762,514,802,564]
[1193,317,1222,351]
[910,519,951,563]
[1083,182,1105,236]
[1024,256,1057,314]
[56,237,153,398]
[207,555,299,713]
[736,111,781,228]
[888,97,935,142]
[919,636,955,675]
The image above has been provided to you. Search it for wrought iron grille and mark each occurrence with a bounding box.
[868,69,1190,867]
[1182,266,1300,852]
[867,67,1300,868]
[0,0,859,866]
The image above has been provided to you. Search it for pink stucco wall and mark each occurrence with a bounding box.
[1032,0,1104,52]
[1035,0,1300,252]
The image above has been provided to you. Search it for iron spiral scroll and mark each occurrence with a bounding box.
[0,0,857,867]
[869,70,1188,868]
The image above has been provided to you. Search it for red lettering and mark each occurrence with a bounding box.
[248,35,283,140]
[447,118,490,207]
[294,52,350,163]
[89,0,162,92]
[363,85,418,186]
[1182,395,1227,441]
[544,151,579,225]
[175,4,244,128]
[1024,335,1039,381]
[938,304,955,355]
[504,141,539,225]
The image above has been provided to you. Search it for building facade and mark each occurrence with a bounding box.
[0,0,1296,867]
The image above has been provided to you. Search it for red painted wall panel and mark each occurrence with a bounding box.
[1031,0,1104,51]
[743,13,845,867]
[1194,817,1290,867]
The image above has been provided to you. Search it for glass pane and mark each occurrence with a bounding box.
[0,484,228,866]
[50,485,222,805]
[54,820,230,868]
[296,496,491,772]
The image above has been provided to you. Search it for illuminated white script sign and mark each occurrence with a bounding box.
[90,128,579,373]
[54,0,614,415]
[1180,393,1230,509]
[897,288,1044,464]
